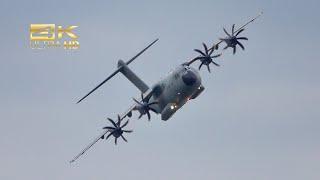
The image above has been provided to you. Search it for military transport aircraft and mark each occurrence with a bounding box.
[70,12,263,163]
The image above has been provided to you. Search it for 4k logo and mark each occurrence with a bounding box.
[30,24,79,50]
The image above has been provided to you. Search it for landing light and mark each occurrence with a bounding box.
[170,104,178,110]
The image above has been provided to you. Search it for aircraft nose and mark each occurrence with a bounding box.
[182,70,197,86]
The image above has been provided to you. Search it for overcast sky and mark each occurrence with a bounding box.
[0,0,319,180]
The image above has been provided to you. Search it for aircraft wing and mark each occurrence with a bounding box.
[184,12,263,66]
[69,130,110,163]
[70,88,154,163]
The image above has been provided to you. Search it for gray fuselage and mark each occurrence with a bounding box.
[148,65,203,120]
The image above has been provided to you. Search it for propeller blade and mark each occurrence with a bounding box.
[191,56,205,62]
[148,101,159,106]
[223,28,231,37]
[115,137,118,145]
[211,61,220,67]
[123,130,133,133]
[147,111,151,120]
[235,29,245,36]
[117,115,121,127]
[211,53,221,58]
[232,24,235,35]
[149,107,158,113]
[105,132,113,140]
[207,65,211,73]
[208,46,215,55]
[107,118,117,127]
[233,46,236,54]
[102,126,115,130]
[199,62,204,70]
[237,41,245,50]
[194,49,206,56]
[237,37,248,40]
[121,135,127,142]
[133,98,142,105]
[120,120,129,128]
[202,43,208,55]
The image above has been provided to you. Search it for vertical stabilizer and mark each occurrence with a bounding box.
[118,60,149,93]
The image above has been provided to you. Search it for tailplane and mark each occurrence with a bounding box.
[76,38,158,104]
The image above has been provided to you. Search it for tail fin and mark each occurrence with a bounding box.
[76,39,158,104]
[118,60,149,93]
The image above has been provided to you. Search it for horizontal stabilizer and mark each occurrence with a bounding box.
[76,38,159,104]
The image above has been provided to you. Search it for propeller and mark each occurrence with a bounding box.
[133,93,158,121]
[220,24,248,54]
[101,115,133,145]
[191,43,221,73]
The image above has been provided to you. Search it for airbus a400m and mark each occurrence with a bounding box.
[70,12,263,163]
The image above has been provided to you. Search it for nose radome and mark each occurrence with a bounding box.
[182,70,197,86]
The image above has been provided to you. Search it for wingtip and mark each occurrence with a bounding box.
[152,38,159,44]
[153,38,159,44]
[76,97,85,104]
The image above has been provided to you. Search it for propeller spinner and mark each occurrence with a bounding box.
[102,115,133,145]
[191,43,221,73]
[220,24,248,54]
[133,93,159,121]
